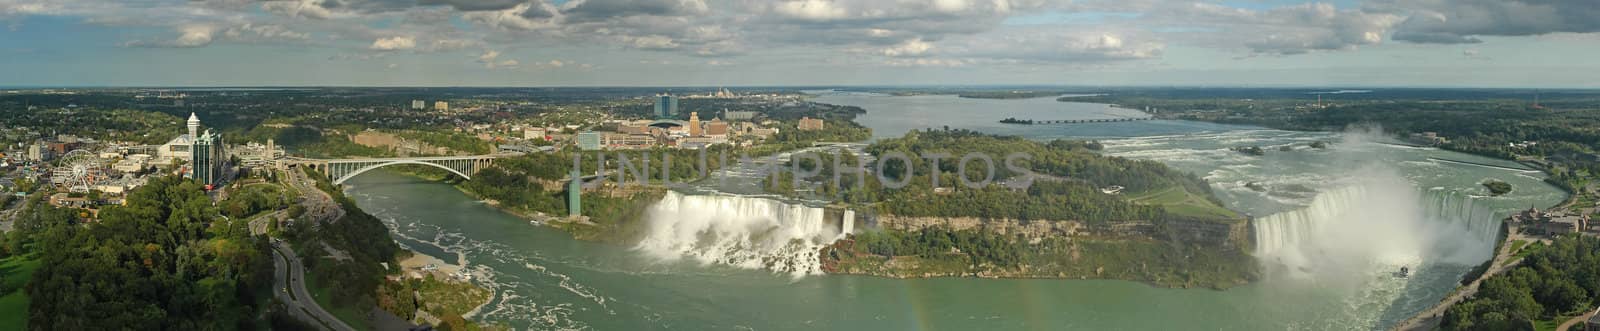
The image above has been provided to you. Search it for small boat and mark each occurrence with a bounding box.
[1395,266,1410,278]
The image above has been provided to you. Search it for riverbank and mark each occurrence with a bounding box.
[384,250,498,329]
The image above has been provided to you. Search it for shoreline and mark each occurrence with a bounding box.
[1156,119,1576,330]
[386,171,1255,287]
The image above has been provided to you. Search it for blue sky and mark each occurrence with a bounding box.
[0,0,1597,87]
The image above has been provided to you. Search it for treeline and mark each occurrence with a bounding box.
[0,107,181,146]
[233,125,392,158]
[17,176,275,329]
[775,129,1226,222]
[880,180,1167,223]
[849,227,1023,267]
[220,184,294,219]
[1443,235,1600,330]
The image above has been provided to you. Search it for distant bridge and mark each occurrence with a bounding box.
[283,154,510,184]
[1022,117,1154,124]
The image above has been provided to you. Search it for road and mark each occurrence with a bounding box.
[272,241,356,331]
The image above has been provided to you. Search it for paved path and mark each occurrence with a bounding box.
[1556,308,1597,331]
[273,241,357,331]
[1394,226,1525,331]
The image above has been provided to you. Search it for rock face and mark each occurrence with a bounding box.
[874,214,1249,248]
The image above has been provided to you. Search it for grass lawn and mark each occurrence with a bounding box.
[0,254,42,330]
[303,269,373,331]
[1509,240,1529,254]
[1533,314,1577,331]
[1128,187,1240,220]
[1514,241,1546,260]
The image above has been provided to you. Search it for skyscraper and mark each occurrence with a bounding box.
[411,100,425,110]
[434,101,450,112]
[688,112,702,136]
[654,94,677,118]
[188,114,226,187]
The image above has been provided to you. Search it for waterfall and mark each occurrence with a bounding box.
[1252,178,1502,278]
[634,191,840,277]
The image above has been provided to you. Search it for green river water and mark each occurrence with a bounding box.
[343,92,1565,330]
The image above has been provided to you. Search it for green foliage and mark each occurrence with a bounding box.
[288,167,403,318]
[1443,236,1600,330]
[0,107,181,145]
[1484,180,1514,196]
[0,255,40,330]
[400,130,492,154]
[850,228,1023,267]
[789,129,1232,222]
[22,176,274,330]
[221,184,293,219]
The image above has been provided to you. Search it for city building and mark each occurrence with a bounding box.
[735,122,778,139]
[113,154,152,173]
[617,120,651,135]
[604,133,657,149]
[412,100,426,110]
[523,127,547,140]
[26,142,50,161]
[576,131,603,151]
[434,101,450,112]
[724,110,757,121]
[654,94,678,118]
[688,112,703,137]
[798,116,825,131]
[678,136,727,149]
[231,139,284,168]
[190,127,226,187]
[706,118,729,137]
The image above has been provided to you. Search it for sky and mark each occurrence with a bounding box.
[0,0,1597,88]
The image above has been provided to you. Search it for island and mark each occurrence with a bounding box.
[1482,180,1513,196]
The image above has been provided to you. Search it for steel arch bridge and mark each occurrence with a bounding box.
[287,155,502,184]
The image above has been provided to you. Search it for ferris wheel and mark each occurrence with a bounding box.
[54,150,105,193]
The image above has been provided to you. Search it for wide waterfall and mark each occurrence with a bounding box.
[1252,177,1502,279]
[634,191,841,277]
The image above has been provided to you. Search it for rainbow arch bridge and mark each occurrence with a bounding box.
[283,154,510,184]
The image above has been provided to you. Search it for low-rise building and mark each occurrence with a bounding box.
[798,117,825,131]
[604,133,657,149]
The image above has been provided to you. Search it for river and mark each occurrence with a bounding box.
[344,91,1565,330]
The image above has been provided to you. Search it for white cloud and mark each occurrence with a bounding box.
[123,24,216,48]
[774,0,849,21]
[370,36,417,50]
[881,39,933,57]
[223,23,311,41]
[462,2,561,31]
[625,35,679,50]
[261,0,335,19]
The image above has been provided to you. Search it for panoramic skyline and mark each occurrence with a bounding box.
[2,0,1598,87]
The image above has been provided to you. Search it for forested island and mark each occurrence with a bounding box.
[761,129,1256,288]
[999,117,1034,124]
